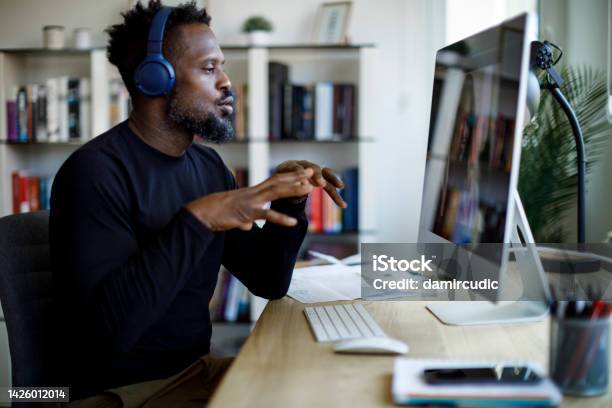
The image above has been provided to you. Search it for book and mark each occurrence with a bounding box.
[57,76,69,141]
[287,85,315,140]
[224,275,244,322]
[110,78,131,126]
[439,188,461,239]
[16,86,28,142]
[291,85,305,139]
[340,84,356,139]
[68,78,80,139]
[279,82,358,140]
[11,170,53,214]
[11,171,30,213]
[79,78,91,140]
[314,82,334,140]
[26,85,35,141]
[322,192,342,233]
[268,62,289,140]
[307,187,323,233]
[34,84,48,142]
[209,268,231,321]
[39,176,52,210]
[209,268,252,323]
[333,84,356,140]
[6,99,17,142]
[301,85,315,139]
[305,168,359,234]
[282,83,293,139]
[237,285,250,322]
[340,168,359,232]
[46,78,60,142]
[27,176,40,212]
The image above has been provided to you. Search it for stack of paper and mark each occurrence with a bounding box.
[288,264,361,303]
[287,251,422,303]
[392,359,562,407]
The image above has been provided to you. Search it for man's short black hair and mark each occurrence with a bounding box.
[106,0,211,97]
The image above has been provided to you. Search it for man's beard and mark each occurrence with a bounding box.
[167,93,235,144]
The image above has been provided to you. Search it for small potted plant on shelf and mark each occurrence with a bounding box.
[242,16,273,46]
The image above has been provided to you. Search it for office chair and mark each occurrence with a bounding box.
[0,211,54,387]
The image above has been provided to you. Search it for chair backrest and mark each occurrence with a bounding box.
[0,211,53,387]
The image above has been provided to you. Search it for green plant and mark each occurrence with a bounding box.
[519,66,611,242]
[241,16,273,33]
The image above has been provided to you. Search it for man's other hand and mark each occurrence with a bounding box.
[185,168,315,231]
[275,160,347,208]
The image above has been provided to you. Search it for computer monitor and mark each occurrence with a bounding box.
[418,13,549,325]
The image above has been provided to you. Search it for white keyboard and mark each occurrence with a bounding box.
[304,303,386,342]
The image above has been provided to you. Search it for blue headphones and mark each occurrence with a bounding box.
[134,7,176,96]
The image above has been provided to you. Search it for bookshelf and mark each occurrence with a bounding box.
[0,47,112,216]
[0,44,378,322]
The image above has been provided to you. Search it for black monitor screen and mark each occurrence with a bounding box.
[420,14,527,245]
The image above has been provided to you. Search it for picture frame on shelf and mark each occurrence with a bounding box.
[312,2,353,45]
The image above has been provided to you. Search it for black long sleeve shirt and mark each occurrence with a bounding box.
[49,121,307,398]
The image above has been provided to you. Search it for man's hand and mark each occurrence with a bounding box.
[275,160,347,208]
[186,168,315,231]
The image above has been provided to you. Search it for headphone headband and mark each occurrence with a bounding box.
[134,6,176,96]
[147,6,173,55]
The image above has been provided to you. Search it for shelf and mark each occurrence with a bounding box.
[307,230,374,237]
[194,138,374,146]
[268,138,373,144]
[2,140,85,146]
[0,47,103,56]
[219,44,375,51]
[198,139,250,145]
[206,138,373,144]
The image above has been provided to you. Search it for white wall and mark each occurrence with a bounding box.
[0,0,199,48]
[0,0,127,48]
[446,0,535,44]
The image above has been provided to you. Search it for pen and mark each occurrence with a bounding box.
[569,300,610,381]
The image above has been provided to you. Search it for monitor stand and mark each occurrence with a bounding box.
[426,190,550,325]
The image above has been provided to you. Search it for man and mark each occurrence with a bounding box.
[49,1,346,406]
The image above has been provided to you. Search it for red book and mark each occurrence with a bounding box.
[308,187,323,233]
[26,85,33,142]
[12,171,30,213]
[12,171,20,214]
[28,176,40,211]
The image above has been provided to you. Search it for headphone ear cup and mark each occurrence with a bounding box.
[134,57,175,96]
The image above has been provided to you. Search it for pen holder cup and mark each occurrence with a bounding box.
[550,316,611,396]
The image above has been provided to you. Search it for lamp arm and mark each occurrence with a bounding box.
[530,40,587,243]
[546,83,587,244]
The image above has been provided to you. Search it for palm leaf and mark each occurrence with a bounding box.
[518,66,611,242]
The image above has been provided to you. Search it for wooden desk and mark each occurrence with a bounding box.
[208,298,611,407]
